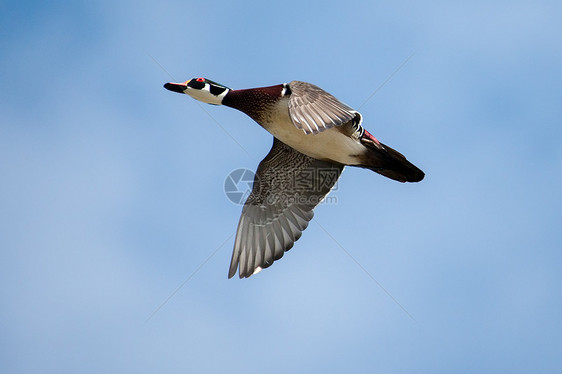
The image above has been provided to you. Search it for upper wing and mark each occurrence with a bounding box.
[287,81,358,135]
[229,138,344,278]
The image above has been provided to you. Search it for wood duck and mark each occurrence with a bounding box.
[164,78,424,278]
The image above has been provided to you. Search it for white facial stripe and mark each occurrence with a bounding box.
[214,87,229,104]
[185,83,229,105]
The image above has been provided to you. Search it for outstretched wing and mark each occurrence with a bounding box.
[287,81,359,135]
[229,138,344,278]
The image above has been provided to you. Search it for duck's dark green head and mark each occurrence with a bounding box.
[164,77,230,105]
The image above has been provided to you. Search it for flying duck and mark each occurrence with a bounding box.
[164,78,424,278]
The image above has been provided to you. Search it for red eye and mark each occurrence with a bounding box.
[196,78,205,82]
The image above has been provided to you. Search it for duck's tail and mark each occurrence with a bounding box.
[358,132,425,183]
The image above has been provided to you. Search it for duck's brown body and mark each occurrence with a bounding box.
[224,83,424,183]
[225,86,363,163]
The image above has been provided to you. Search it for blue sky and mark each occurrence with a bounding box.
[1,1,561,373]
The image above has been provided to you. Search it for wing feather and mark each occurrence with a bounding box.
[287,81,358,135]
[229,138,343,278]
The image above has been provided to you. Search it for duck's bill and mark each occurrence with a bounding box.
[163,81,188,94]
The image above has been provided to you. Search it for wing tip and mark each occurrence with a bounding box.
[228,262,238,279]
[228,265,263,279]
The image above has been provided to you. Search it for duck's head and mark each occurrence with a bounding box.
[164,77,230,105]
